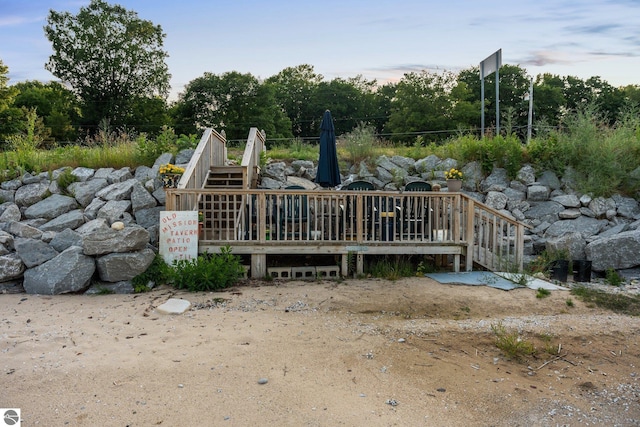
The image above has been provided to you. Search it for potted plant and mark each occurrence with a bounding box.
[159,163,185,188]
[548,248,570,282]
[444,168,463,192]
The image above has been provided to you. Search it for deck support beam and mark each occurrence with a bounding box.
[251,254,266,278]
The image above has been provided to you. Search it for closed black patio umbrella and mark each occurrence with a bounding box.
[315,110,341,188]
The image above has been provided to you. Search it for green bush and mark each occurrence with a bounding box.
[491,321,536,360]
[340,122,378,165]
[56,168,79,196]
[131,253,172,293]
[170,246,245,292]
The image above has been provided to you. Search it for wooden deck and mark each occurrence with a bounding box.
[165,187,525,278]
[164,127,526,278]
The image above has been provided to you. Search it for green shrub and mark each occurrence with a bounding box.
[536,287,551,299]
[170,246,245,292]
[131,253,172,293]
[605,268,624,287]
[491,321,536,360]
[571,286,640,316]
[340,122,378,165]
[367,255,415,280]
[56,168,79,196]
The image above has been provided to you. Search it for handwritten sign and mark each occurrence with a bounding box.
[159,211,198,264]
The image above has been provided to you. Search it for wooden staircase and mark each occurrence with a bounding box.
[200,166,246,240]
[206,166,245,188]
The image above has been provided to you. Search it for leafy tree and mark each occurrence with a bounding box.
[44,0,170,133]
[264,64,323,138]
[12,81,80,142]
[373,82,396,135]
[531,74,565,128]
[174,71,292,141]
[458,65,531,136]
[313,76,378,136]
[0,59,21,142]
[621,85,640,106]
[387,70,462,143]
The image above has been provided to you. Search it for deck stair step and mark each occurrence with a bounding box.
[206,166,244,188]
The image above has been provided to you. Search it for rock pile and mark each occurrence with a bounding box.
[261,155,640,277]
[0,152,178,295]
[1,151,639,295]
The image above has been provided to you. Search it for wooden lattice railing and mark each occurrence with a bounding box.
[165,188,526,274]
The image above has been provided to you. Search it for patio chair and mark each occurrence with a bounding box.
[279,185,309,239]
[344,181,375,239]
[245,193,279,240]
[402,181,432,239]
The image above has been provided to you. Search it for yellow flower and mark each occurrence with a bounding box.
[159,163,185,175]
[445,168,463,180]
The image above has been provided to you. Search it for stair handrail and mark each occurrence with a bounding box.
[178,128,227,190]
[241,127,266,189]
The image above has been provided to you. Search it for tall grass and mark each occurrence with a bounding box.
[1,110,639,198]
[527,105,640,196]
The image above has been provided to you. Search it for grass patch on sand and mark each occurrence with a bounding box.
[571,286,640,316]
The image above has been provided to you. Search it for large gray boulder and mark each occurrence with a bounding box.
[96,200,131,224]
[96,247,155,282]
[71,167,95,181]
[546,232,587,260]
[23,246,95,294]
[262,162,287,182]
[523,201,564,222]
[49,228,83,252]
[15,182,51,207]
[82,226,149,255]
[586,230,640,271]
[134,206,164,229]
[0,189,14,203]
[589,197,616,219]
[612,194,640,219]
[0,253,25,282]
[544,216,607,239]
[39,209,86,232]
[131,182,157,212]
[3,221,43,239]
[96,179,137,201]
[14,237,59,268]
[414,155,439,174]
[481,168,509,192]
[485,191,508,211]
[527,185,550,201]
[0,203,21,222]
[24,194,79,220]
[68,178,109,207]
[516,165,536,185]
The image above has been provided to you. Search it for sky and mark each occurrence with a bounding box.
[1,0,640,101]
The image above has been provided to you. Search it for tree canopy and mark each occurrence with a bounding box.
[44,0,170,133]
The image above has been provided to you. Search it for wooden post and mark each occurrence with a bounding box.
[251,254,266,278]
[465,198,475,271]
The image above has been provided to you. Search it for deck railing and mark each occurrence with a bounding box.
[165,187,525,276]
[241,128,266,189]
[178,128,227,190]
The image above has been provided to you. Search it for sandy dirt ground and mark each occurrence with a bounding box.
[2,277,639,427]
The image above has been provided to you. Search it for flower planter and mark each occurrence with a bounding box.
[572,259,592,282]
[161,173,182,188]
[550,259,569,282]
[446,179,462,192]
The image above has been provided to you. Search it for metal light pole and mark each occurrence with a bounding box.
[524,78,533,144]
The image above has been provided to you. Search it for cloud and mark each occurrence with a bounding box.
[0,15,43,27]
[369,64,461,74]
[518,51,578,66]
[564,23,621,35]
